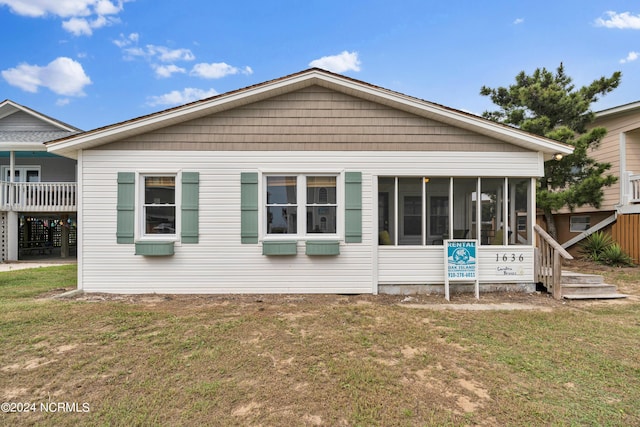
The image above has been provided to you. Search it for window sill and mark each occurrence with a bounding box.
[135,241,175,256]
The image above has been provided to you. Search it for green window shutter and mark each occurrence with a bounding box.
[117,172,135,244]
[241,172,259,243]
[344,172,362,243]
[181,172,199,243]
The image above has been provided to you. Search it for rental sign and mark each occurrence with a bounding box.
[444,240,479,301]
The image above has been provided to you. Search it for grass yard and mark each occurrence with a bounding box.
[0,263,639,426]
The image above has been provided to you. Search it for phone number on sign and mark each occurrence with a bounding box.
[1,402,90,413]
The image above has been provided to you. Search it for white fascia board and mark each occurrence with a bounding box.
[596,101,640,119]
[0,142,47,151]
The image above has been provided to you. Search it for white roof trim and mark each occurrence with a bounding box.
[595,101,640,119]
[0,99,80,132]
[0,142,47,151]
[47,69,573,159]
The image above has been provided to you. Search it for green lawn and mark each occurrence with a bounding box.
[1,264,639,426]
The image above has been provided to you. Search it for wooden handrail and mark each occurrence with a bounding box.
[534,225,573,259]
[534,224,573,300]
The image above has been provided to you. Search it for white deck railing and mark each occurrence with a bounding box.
[0,181,77,212]
[629,173,640,203]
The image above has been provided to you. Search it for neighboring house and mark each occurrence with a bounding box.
[47,69,572,295]
[0,100,79,262]
[553,101,640,261]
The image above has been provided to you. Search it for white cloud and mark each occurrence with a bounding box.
[620,51,639,64]
[56,98,71,106]
[95,0,121,15]
[122,44,195,62]
[1,57,91,96]
[0,0,129,36]
[113,32,138,47]
[513,18,524,25]
[0,0,93,17]
[153,64,186,78]
[148,45,195,62]
[190,62,253,79]
[595,11,640,29]
[62,17,91,35]
[146,87,218,107]
[309,51,361,73]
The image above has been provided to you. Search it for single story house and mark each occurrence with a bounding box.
[47,69,572,294]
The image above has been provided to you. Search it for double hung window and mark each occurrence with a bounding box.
[143,175,176,236]
[265,175,337,236]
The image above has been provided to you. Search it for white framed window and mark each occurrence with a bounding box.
[570,215,590,232]
[265,174,338,237]
[2,165,41,182]
[139,174,178,238]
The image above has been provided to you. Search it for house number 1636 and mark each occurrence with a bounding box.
[496,253,525,262]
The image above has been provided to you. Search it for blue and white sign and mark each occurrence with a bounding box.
[446,240,477,281]
[444,240,479,300]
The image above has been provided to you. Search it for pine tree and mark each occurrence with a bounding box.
[480,63,621,239]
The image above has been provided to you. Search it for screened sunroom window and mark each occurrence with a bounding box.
[378,177,532,246]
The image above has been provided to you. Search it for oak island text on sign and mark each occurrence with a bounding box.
[444,240,479,300]
[446,241,477,281]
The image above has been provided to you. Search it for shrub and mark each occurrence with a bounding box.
[579,231,614,262]
[599,243,634,267]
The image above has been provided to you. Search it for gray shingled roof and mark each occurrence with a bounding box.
[0,130,79,143]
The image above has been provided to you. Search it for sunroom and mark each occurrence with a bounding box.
[376,175,536,292]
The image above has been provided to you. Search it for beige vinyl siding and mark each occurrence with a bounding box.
[101,86,526,153]
[558,111,638,214]
[584,111,640,213]
[79,150,541,294]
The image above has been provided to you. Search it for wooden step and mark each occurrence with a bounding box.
[561,271,604,285]
[561,283,627,299]
[562,293,628,300]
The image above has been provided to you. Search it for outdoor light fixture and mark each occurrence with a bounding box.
[553,153,563,161]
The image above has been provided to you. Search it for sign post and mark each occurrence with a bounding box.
[444,240,479,301]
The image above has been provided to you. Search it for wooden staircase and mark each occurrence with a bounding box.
[534,225,627,300]
[560,271,627,300]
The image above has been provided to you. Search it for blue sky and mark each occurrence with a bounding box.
[2,0,640,131]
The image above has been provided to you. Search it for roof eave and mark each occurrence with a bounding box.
[0,142,47,151]
[47,69,574,158]
[0,99,81,133]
